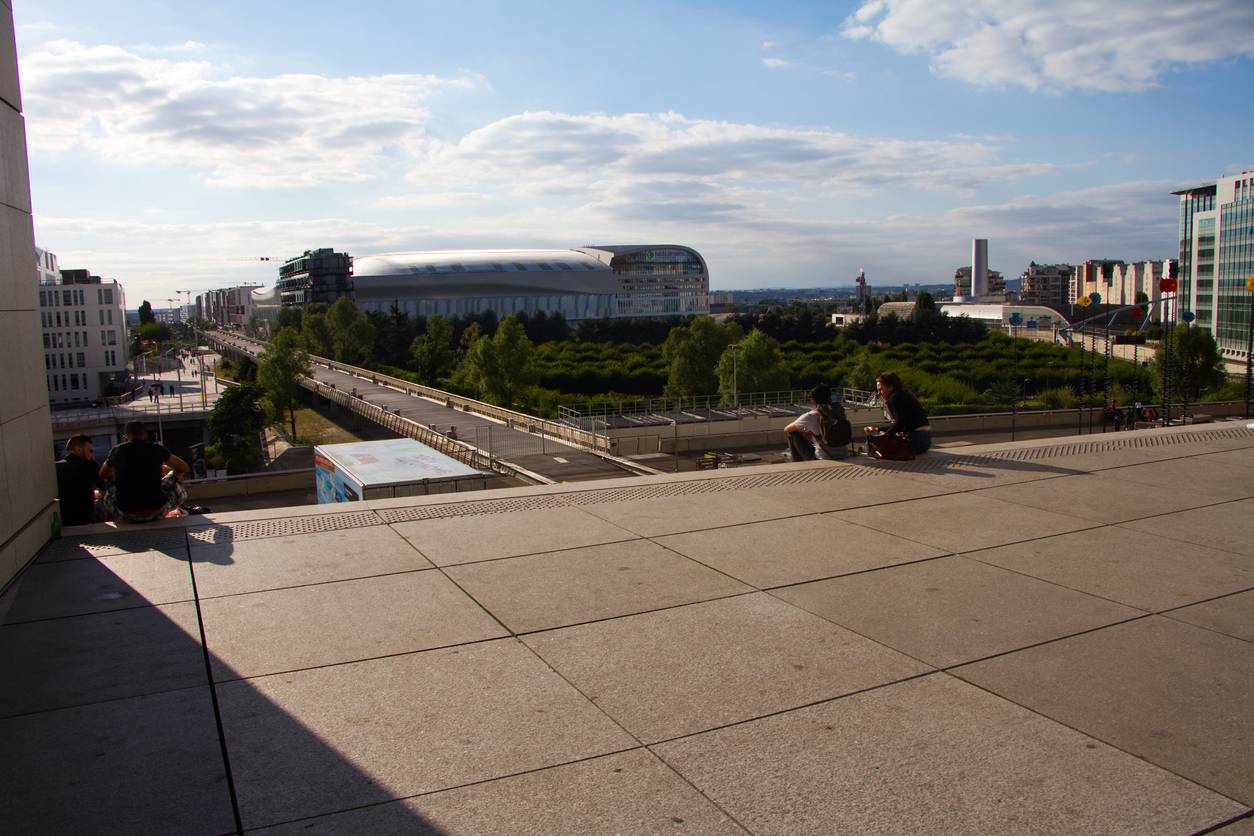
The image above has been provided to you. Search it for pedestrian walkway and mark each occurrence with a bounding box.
[3,422,1252,832]
[209,332,638,483]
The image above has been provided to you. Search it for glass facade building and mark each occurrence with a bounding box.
[1175,172,1254,359]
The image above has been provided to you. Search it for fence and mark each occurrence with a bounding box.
[304,378,548,483]
[209,331,610,455]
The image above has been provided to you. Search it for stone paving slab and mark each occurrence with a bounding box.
[1203,448,1254,470]
[201,571,507,680]
[582,488,805,537]
[973,471,1228,524]
[524,593,929,743]
[189,526,432,598]
[653,673,1242,835]
[1102,458,1254,502]
[743,472,950,514]
[655,514,947,589]
[1164,590,1254,644]
[1118,498,1254,559]
[0,601,205,717]
[391,506,639,567]
[445,539,750,633]
[954,616,1254,805]
[0,550,193,624]
[831,492,1095,554]
[254,749,745,835]
[0,686,235,835]
[970,526,1254,612]
[217,638,635,830]
[773,555,1141,667]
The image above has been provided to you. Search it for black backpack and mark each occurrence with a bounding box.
[819,401,853,447]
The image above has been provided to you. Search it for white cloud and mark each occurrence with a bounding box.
[22,40,486,186]
[842,0,1254,92]
[762,57,793,68]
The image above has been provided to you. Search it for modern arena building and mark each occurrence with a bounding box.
[350,245,709,320]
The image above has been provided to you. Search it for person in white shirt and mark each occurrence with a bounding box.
[785,384,850,461]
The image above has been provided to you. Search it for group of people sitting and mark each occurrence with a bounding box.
[55,421,205,527]
[785,372,931,462]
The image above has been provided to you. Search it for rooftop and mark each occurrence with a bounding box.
[2,423,1253,833]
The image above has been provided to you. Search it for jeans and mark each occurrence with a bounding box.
[908,429,932,454]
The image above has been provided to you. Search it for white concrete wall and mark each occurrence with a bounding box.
[0,0,57,589]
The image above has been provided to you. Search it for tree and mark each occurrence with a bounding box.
[327,298,375,365]
[915,291,937,314]
[716,329,789,405]
[301,310,333,357]
[1156,323,1225,402]
[138,300,155,325]
[257,327,312,438]
[134,322,173,344]
[663,317,742,398]
[459,315,537,406]
[206,382,267,474]
[410,314,455,383]
[275,305,303,333]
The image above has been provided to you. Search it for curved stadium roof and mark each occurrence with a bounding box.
[352,249,618,299]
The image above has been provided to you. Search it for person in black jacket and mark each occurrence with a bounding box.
[864,371,932,456]
[56,435,103,526]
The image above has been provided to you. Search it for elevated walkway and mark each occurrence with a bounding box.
[4,422,1253,832]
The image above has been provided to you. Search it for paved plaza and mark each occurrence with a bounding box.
[1,422,1253,833]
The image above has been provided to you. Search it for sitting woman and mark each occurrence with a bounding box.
[863,371,931,459]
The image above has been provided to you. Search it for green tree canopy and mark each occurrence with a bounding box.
[1156,323,1225,402]
[410,314,455,383]
[301,310,333,357]
[458,315,537,406]
[138,300,155,325]
[327,298,375,365]
[274,305,303,333]
[716,329,789,405]
[663,316,743,398]
[134,321,173,345]
[206,382,267,474]
[257,327,311,437]
[915,291,937,314]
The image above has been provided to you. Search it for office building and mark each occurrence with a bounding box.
[197,284,264,327]
[277,248,353,305]
[1175,171,1254,361]
[2,12,57,588]
[38,266,129,406]
[953,266,1005,299]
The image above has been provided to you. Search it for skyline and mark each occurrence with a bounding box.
[18,0,1254,302]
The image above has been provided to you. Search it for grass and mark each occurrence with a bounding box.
[286,400,397,446]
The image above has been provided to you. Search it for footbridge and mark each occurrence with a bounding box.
[204,331,658,484]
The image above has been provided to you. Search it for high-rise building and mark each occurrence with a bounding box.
[1174,171,1254,361]
[277,248,353,305]
[1019,263,1074,306]
[2,11,57,588]
[38,265,129,406]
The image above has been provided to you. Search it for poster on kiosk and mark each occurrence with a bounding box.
[314,438,485,503]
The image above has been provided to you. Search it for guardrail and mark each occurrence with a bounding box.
[558,386,881,428]
[208,331,609,453]
[303,377,548,483]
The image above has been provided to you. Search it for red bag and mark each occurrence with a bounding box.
[868,432,915,461]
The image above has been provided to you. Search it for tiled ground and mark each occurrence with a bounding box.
[2,422,1253,834]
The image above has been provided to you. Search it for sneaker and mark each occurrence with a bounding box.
[185,505,211,515]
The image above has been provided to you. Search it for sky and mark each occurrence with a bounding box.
[16,0,1254,304]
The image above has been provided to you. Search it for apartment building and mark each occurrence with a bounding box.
[38,262,129,405]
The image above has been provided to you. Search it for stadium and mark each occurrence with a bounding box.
[350,245,709,320]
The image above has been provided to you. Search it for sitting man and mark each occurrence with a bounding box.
[100,421,191,523]
[55,434,103,526]
[785,384,852,461]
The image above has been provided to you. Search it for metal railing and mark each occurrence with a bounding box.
[208,331,610,453]
[304,378,547,483]
[557,386,881,429]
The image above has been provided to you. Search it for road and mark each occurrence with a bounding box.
[208,332,639,483]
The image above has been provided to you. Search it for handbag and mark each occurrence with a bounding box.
[868,431,915,461]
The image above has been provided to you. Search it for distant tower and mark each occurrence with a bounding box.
[856,269,869,314]
[972,239,989,297]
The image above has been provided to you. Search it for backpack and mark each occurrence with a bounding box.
[819,401,853,448]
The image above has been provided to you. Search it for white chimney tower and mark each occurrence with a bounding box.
[972,239,989,298]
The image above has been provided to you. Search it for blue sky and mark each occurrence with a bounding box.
[16,0,1254,303]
